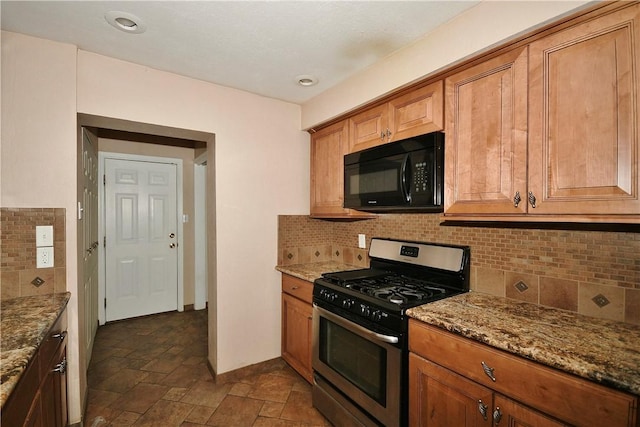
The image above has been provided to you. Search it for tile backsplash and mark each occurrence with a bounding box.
[278,214,640,325]
[1,208,66,299]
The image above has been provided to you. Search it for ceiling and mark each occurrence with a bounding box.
[0,1,480,104]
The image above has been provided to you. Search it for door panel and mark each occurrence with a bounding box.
[528,4,640,214]
[105,158,178,321]
[444,47,529,215]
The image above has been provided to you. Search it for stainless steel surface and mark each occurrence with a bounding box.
[313,304,399,344]
[312,305,401,427]
[368,238,466,272]
[313,374,380,427]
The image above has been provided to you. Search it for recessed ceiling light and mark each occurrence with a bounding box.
[105,11,147,34]
[296,75,319,87]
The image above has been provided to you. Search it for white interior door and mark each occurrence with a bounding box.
[104,158,178,321]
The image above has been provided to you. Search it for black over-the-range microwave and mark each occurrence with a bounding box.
[343,131,444,212]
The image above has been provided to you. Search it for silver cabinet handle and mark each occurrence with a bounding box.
[513,191,521,208]
[493,406,502,425]
[478,400,488,420]
[380,131,386,141]
[481,361,496,381]
[528,191,537,208]
[53,357,67,374]
[52,331,67,341]
[290,286,299,290]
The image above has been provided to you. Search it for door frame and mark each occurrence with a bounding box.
[98,151,184,324]
[194,152,208,310]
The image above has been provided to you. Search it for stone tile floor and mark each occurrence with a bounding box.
[85,309,330,426]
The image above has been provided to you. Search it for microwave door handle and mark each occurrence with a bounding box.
[401,154,411,203]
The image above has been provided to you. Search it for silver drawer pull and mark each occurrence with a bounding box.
[291,286,299,290]
[481,361,496,381]
[53,358,67,374]
[52,331,67,341]
[493,406,502,424]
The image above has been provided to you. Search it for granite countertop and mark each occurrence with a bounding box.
[1,292,71,408]
[407,292,640,396]
[276,261,362,282]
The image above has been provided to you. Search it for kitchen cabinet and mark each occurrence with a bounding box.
[2,309,68,427]
[444,3,640,222]
[310,120,374,219]
[408,319,639,427]
[281,274,313,383]
[444,46,528,216]
[349,80,444,153]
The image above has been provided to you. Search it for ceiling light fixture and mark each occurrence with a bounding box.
[296,75,319,87]
[105,11,147,34]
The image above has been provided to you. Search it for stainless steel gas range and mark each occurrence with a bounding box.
[312,238,470,427]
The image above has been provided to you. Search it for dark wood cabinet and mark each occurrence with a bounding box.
[2,309,68,427]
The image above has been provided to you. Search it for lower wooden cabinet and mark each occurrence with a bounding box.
[2,309,68,427]
[281,274,313,383]
[409,319,639,427]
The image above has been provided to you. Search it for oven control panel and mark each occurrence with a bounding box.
[316,287,402,332]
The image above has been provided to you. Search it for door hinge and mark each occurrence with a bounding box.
[103,174,106,185]
[103,236,106,247]
[104,298,107,309]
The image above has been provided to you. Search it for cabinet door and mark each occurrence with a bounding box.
[444,47,528,215]
[528,4,640,215]
[409,353,492,427]
[389,80,444,142]
[310,121,351,217]
[494,394,566,427]
[41,342,67,427]
[281,293,313,383]
[349,104,388,153]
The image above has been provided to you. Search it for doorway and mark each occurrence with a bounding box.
[102,155,181,321]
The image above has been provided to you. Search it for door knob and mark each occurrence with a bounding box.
[170,243,176,248]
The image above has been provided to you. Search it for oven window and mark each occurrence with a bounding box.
[319,317,387,405]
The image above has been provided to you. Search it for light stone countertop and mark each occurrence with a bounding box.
[406,292,640,396]
[276,261,362,283]
[1,292,71,408]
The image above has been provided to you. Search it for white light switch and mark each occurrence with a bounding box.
[37,246,54,268]
[36,225,54,247]
[358,234,366,249]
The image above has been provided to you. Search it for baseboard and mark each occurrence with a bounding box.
[183,304,195,311]
[213,357,287,383]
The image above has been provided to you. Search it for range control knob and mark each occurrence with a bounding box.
[359,305,370,317]
[342,299,354,309]
[371,310,382,322]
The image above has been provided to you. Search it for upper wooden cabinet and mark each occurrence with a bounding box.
[528,4,640,217]
[310,120,374,219]
[444,47,529,216]
[445,3,640,222]
[349,81,444,153]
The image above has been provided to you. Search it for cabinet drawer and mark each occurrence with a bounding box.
[39,310,67,371]
[409,320,638,427]
[282,275,313,304]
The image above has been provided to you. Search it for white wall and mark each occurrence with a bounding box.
[2,32,310,425]
[301,0,594,129]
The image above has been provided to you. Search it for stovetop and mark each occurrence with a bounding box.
[320,269,453,308]
[312,238,470,332]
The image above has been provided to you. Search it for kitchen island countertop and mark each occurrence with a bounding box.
[1,292,71,408]
[407,292,640,396]
[276,261,362,283]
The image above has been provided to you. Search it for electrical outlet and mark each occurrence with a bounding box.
[36,225,54,247]
[37,247,54,268]
[358,234,366,249]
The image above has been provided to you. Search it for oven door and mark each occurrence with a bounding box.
[312,302,402,427]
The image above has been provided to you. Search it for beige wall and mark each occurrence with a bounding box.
[2,31,309,425]
[98,138,198,306]
[301,0,593,129]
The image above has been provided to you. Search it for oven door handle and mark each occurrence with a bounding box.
[313,303,399,345]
